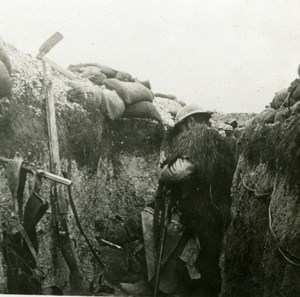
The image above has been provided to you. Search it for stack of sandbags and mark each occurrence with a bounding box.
[153,96,182,117]
[66,81,125,120]
[68,63,196,123]
[270,89,290,109]
[267,67,300,123]
[152,92,186,126]
[66,78,160,122]
[68,63,162,122]
[68,63,134,85]
[154,92,186,107]
[66,81,106,111]
[0,39,12,98]
[68,64,108,86]
[104,78,161,122]
[253,108,277,124]
[254,102,300,124]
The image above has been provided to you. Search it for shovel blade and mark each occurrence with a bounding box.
[38,32,63,57]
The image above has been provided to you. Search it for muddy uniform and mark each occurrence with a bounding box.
[158,125,234,297]
[113,101,234,296]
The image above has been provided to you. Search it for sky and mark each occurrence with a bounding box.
[1,0,300,113]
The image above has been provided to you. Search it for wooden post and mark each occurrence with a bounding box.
[43,61,85,294]
[43,61,69,290]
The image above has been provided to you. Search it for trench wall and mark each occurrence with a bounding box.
[0,44,164,293]
[222,116,300,297]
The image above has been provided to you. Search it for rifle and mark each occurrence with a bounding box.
[153,188,171,297]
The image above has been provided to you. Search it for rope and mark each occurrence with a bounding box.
[209,185,220,211]
[268,202,300,267]
[242,176,300,266]
[242,179,272,198]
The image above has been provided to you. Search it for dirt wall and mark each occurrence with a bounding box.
[221,115,300,297]
[0,44,164,293]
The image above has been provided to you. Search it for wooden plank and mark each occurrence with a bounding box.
[44,64,68,214]
[43,56,77,80]
[43,60,86,294]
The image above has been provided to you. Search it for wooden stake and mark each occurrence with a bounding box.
[43,60,86,295]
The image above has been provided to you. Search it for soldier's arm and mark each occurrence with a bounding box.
[159,157,195,184]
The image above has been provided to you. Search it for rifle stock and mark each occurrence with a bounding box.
[153,189,171,297]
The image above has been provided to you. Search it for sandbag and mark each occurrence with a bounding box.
[122,101,162,122]
[154,93,177,100]
[69,63,117,78]
[104,78,154,104]
[103,89,125,120]
[261,109,277,124]
[89,72,107,86]
[115,71,132,82]
[136,79,151,89]
[67,84,106,112]
[291,81,300,101]
[270,89,288,109]
[255,109,277,124]
[99,65,118,78]
[67,64,107,85]
[153,97,182,116]
[174,99,186,107]
[282,96,297,108]
[0,39,12,75]
[274,108,290,122]
[80,67,107,85]
[68,63,101,75]
[0,61,12,98]
[291,101,300,114]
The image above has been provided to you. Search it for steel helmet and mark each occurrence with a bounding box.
[174,104,212,125]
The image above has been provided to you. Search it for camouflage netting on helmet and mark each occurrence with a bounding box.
[221,114,300,297]
[169,125,235,186]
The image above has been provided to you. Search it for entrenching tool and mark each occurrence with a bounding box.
[37,32,63,59]
[37,32,86,294]
[36,32,77,80]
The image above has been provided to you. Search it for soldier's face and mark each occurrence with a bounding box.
[187,115,208,128]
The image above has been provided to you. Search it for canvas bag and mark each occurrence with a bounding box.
[104,78,154,104]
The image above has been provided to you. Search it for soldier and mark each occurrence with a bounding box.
[156,104,235,297]
[223,124,236,155]
[112,104,235,297]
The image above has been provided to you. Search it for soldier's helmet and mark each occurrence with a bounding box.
[174,104,212,125]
